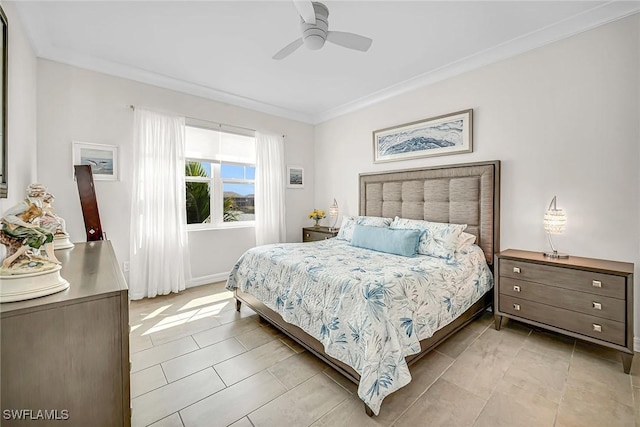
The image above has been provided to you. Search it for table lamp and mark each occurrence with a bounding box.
[328,199,339,232]
[543,196,568,259]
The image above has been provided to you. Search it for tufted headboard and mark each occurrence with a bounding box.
[359,161,500,264]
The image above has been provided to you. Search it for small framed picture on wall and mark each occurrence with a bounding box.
[287,165,304,189]
[73,141,119,181]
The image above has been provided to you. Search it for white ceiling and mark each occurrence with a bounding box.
[14,1,640,124]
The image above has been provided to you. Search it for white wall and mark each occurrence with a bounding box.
[314,15,640,345]
[36,60,315,283]
[0,0,36,213]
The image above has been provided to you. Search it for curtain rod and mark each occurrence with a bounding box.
[128,104,285,139]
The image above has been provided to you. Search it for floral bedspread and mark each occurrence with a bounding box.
[226,239,493,414]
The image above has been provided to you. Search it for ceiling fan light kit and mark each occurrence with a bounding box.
[302,2,328,50]
[273,0,372,60]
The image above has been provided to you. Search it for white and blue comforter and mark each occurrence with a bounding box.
[226,239,493,414]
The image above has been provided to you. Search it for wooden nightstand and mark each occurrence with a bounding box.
[302,226,338,242]
[494,249,634,373]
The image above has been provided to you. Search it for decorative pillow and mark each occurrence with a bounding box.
[457,232,477,252]
[357,215,393,228]
[390,217,467,259]
[350,225,422,257]
[336,216,357,241]
[335,215,393,242]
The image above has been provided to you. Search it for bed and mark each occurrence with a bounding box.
[228,160,500,416]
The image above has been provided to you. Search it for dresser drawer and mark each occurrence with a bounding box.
[500,259,625,299]
[500,294,625,346]
[500,277,626,322]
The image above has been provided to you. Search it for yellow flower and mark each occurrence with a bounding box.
[307,209,326,220]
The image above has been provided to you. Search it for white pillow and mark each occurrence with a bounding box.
[336,216,357,241]
[456,232,477,252]
[390,217,467,259]
[336,215,393,242]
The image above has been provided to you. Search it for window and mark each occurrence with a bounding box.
[185,123,255,228]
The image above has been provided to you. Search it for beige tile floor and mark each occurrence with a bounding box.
[130,282,640,427]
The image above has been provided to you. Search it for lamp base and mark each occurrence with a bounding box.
[543,251,569,259]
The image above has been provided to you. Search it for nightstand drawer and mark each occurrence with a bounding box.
[500,294,625,346]
[303,230,334,242]
[500,277,625,322]
[500,259,625,299]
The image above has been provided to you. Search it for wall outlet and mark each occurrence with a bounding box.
[123,261,130,272]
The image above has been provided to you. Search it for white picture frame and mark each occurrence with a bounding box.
[72,141,119,181]
[287,165,304,188]
[373,109,473,163]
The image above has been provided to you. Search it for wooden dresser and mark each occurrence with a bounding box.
[302,226,338,242]
[494,249,634,373]
[0,241,130,426]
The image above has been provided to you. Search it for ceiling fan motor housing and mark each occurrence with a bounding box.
[300,2,329,50]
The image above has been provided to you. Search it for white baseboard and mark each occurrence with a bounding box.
[187,272,230,288]
[635,337,639,352]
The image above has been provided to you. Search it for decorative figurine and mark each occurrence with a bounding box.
[0,183,69,302]
[40,192,74,250]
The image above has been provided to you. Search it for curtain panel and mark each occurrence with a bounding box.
[129,108,190,299]
[255,132,286,246]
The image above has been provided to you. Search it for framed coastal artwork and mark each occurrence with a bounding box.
[72,142,119,181]
[373,109,473,163]
[287,165,304,188]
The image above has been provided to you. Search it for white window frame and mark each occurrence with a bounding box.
[184,121,256,230]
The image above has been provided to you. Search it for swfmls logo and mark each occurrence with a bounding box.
[2,409,69,421]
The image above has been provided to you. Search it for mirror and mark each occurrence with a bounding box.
[0,5,6,198]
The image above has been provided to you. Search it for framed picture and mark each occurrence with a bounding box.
[72,142,119,181]
[373,109,473,163]
[287,165,304,188]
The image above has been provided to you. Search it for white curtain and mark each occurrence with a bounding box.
[255,132,286,246]
[129,108,191,299]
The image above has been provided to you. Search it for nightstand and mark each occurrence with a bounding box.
[302,226,338,242]
[494,249,634,373]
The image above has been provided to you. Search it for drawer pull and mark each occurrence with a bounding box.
[513,285,521,292]
[592,280,602,288]
[592,324,602,333]
[305,233,310,238]
[513,303,521,311]
[513,267,521,274]
[592,302,602,310]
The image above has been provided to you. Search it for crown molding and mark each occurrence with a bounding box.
[40,46,316,124]
[16,1,640,126]
[312,2,640,124]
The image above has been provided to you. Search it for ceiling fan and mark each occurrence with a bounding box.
[273,1,373,60]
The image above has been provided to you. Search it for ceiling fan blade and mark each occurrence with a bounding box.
[273,38,304,60]
[327,31,373,52]
[293,0,316,24]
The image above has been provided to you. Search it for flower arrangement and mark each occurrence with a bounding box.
[307,209,326,226]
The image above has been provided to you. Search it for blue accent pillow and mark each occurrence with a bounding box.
[350,225,422,257]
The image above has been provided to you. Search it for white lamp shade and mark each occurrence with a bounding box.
[544,208,566,234]
[329,199,339,218]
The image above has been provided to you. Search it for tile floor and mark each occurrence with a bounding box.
[129,282,640,427]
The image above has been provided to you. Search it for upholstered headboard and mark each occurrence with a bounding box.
[359,161,500,264]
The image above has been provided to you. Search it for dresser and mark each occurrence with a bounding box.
[494,249,634,373]
[302,226,338,242]
[0,241,130,426]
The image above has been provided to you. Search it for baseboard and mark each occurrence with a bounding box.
[635,337,640,352]
[187,272,230,288]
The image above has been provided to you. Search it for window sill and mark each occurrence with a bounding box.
[187,222,255,232]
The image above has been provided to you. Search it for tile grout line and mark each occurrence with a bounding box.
[552,339,577,426]
[390,356,457,426]
[468,324,533,426]
[131,322,261,373]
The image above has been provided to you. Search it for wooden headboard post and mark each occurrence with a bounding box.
[359,160,500,266]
